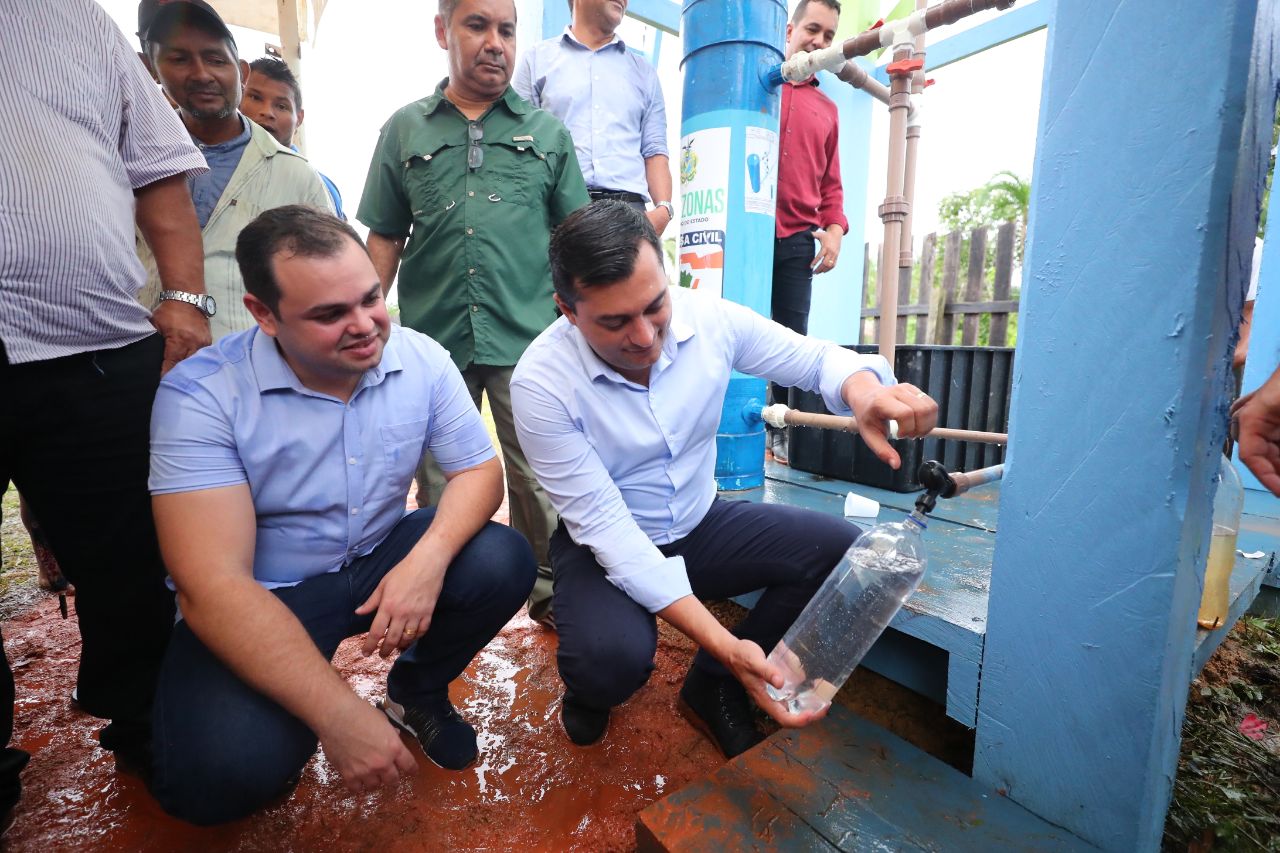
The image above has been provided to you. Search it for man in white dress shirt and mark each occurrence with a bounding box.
[511,201,938,757]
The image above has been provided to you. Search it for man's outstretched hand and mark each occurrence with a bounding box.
[1233,364,1280,496]
[845,374,939,470]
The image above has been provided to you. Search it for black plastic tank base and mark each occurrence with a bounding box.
[786,345,1014,493]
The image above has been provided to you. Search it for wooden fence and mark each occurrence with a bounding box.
[859,220,1020,347]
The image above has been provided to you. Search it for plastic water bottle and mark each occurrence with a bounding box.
[766,510,928,713]
[1197,453,1243,630]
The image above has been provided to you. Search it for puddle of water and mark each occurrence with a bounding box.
[4,598,725,851]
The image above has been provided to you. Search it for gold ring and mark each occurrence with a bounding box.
[915,391,927,399]
[403,627,416,638]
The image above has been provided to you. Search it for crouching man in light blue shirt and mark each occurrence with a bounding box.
[511,201,938,758]
[146,206,535,825]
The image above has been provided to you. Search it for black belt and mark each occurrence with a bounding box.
[587,188,645,203]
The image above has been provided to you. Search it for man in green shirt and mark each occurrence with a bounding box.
[358,0,588,628]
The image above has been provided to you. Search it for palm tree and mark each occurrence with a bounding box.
[985,170,1031,252]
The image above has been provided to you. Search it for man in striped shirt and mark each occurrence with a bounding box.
[0,0,210,820]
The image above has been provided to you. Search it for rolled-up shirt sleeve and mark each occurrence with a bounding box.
[113,25,207,188]
[511,376,693,612]
[639,66,668,160]
[719,298,894,414]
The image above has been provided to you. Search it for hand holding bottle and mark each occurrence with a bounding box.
[722,637,830,727]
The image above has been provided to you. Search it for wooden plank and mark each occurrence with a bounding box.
[960,228,988,346]
[895,265,911,344]
[636,759,838,852]
[914,233,936,344]
[936,231,962,344]
[640,707,1098,852]
[862,300,1018,318]
[763,712,1098,851]
[989,222,1016,346]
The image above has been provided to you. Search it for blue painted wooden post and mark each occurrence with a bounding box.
[972,2,1278,851]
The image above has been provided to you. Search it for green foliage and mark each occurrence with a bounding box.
[1163,616,1280,851]
[937,170,1031,235]
[1259,100,1278,239]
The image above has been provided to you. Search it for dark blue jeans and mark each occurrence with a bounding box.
[551,499,859,710]
[770,229,817,407]
[150,509,535,825]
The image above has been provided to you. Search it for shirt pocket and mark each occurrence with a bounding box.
[402,142,451,218]
[381,418,430,488]
[484,139,553,209]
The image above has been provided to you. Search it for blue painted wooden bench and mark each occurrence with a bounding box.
[640,463,1278,850]
[736,461,1276,728]
[636,704,1098,851]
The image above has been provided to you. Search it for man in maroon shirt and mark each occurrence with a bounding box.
[770,0,848,463]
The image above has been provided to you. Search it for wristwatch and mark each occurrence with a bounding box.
[159,290,217,318]
[654,200,675,220]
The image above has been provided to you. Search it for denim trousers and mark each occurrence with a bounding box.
[551,498,859,710]
[149,509,535,825]
[770,230,817,407]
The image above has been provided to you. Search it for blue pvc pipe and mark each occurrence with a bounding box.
[682,0,786,490]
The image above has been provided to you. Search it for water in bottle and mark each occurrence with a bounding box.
[766,510,928,714]
[1198,453,1243,630]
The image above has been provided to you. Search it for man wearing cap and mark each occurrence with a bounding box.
[0,0,209,815]
[514,0,674,236]
[359,0,589,629]
[136,0,334,341]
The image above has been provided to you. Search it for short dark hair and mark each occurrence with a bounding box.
[144,9,238,61]
[248,57,302,111]
[548,200,663,309]
[791,0,841,25]
[235,206,368,316]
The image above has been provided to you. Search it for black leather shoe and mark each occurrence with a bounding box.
[379,697,478,770]
[678,666,764,759]
[561,694,609,746]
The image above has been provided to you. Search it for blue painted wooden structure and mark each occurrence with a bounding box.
[742,461,1275,730]
[637,704,1097,851]
[534,1,1280,849]
[972,3,1279,851]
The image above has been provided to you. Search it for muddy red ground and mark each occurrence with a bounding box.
[3,593,729,851]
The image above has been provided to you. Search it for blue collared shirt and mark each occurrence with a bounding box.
[514,28,667,200]
[511,287,893,612]
[149,324,496,588]
[189,113,252,228]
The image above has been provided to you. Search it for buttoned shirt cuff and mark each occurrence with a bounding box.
[818,349,895,416]
[606,554,694,613]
